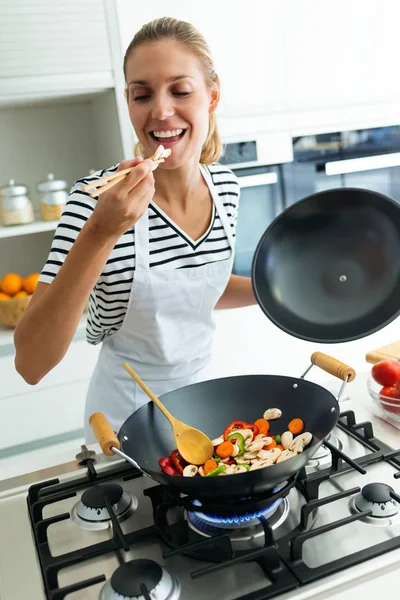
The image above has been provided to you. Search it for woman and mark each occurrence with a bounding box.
[14,17,257,442]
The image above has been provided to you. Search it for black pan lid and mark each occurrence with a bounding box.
[251,187,400,343]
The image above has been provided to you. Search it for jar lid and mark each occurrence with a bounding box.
[0,179,29,197]
[37,173,68,192]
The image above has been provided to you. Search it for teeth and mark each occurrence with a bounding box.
[153,129,183,138]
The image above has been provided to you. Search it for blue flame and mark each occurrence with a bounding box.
[189,497,282,528]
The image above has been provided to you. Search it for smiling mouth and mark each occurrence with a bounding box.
[150,128,186,143]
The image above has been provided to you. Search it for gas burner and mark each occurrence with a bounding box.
[100,559,181,600]
[71,482,138,530]
[189,495,283,530]
[186,496,291,553]
[307,433,343,468]
[353,483,399,519]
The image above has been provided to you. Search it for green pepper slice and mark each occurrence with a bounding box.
[228,431,245,457]
[205,464,227,477]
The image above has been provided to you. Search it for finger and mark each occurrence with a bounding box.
[123,159,154,192]
[117,156,143,173]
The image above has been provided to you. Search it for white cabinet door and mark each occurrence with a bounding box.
[0,0,113,101]
[283,0,400,132]
[115,0,289,118]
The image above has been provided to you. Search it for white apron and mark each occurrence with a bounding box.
[84,165,235,442]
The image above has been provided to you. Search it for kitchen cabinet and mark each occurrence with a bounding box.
[0,332,100,451]
[114,0,290,121]
[282,0,400,134]
[0,0,113,104]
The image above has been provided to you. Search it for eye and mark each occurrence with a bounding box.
[133,94,151,102]
[173,91,191,97]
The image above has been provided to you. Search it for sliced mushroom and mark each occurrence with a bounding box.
[221,457,231,463]
[231,443,240,457]
[297,432,313,447]
[211,435,224,446]
[232,428,253,442]
[257,448,282,464]
[235,457,251,465]
[276,449,297,463]
[198,466,205,477]
[183,465,198,477]
[247,440,265,453]
[281,431,294,450]
[263,408,282,420]
[250,460,266,470]
[290,432,312,453]
[225,465,237,475]
[232,465,248,474]
[243,451,258,460]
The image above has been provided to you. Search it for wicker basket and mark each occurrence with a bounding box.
[0,295,32,328]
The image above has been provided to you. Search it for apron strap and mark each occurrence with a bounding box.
[134,209,150,271]
[200,164,236,251]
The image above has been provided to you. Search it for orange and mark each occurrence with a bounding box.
[0,292,11,301]
[22,273,40,294]
[1,273,22,296]
[14,290,29,299]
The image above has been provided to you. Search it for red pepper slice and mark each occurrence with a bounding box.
[158,457,172,469]
[170,449,186,474]
[245,423,260,440]
[162,464,178,476]
[223,420,247,441]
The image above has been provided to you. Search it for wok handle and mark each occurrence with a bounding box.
[89,412,120,456]
[311,352,356,382]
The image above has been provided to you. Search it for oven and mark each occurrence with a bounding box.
[220,140,284,277]
[281,125,400,208]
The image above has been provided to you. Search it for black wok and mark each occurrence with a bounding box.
[252,187,400,343]
[93,353,355,503]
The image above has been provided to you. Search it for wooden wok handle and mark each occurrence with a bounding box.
[311,352,356,382]
[89,412,120,456]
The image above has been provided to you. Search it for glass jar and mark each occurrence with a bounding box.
[0,180,34,226]
[37,173,69,222]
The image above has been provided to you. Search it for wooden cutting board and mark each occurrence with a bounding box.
[365,341,400,364]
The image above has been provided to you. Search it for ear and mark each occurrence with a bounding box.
[209,78,220,114]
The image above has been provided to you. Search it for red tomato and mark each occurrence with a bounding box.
[379,386,400,414]
[371,359,400,387]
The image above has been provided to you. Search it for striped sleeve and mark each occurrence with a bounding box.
[39,182,97,284]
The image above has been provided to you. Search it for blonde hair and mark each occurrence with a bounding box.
[123,17,222,164]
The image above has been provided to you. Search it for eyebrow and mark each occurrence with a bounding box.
[128,75,193,86]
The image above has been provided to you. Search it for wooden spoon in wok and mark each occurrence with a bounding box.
[123,362,214,465]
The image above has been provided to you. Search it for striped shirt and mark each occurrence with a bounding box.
[39,163,240,345]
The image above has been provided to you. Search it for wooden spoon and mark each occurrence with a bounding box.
[123,362,214,465]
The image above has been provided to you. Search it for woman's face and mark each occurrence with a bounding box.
[125,40,219,168]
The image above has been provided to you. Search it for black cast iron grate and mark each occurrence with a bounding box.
[27,410,400,600]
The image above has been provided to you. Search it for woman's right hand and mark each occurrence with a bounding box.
[89,157,155,239]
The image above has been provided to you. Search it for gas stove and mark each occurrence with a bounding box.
[0,410,400,600]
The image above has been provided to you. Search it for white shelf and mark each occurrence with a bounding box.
[0,313,88,351]
[0,220,58,240]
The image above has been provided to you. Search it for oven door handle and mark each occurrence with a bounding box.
[237,173,278,188]
[325,151,400,176]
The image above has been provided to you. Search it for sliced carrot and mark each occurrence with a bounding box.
[288,418,304,435]
[276,444,284,451]
[204,459,218,475]
[254,418,270,434]
[263,439,277,450]
[216,441,234,459]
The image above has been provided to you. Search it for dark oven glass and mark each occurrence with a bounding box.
[220,141,283,277]
[281,125,400,208]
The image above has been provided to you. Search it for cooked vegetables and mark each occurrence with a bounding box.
[288,418,304,435]
[158,408,312,477]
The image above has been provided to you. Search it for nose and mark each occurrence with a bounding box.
[151,91,175,120]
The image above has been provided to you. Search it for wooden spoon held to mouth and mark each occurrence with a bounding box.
[123,362,214,465]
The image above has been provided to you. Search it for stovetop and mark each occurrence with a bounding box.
[1,410,400,600]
